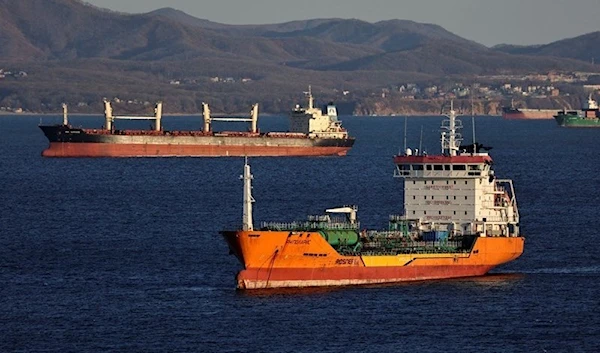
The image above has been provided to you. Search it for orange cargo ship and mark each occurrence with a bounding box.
[222,104,524,289]
[39,89,354,157]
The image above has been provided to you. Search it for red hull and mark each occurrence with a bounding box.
[42,142,351,157]
[236,265,494,289]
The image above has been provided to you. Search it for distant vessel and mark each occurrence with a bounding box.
[554,95,600,128]
[221,104,524,290]
[39,89,354,157]
[501,101,558,120]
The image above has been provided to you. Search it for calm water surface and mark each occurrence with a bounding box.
[1,114,599,352]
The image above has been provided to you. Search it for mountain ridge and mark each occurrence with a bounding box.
[492,31,600,63]
[0,0,598,114]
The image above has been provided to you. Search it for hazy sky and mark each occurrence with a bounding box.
[85,0,600,46]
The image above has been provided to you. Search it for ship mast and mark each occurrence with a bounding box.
[471,95,476,153]
[441,101,462,156]
[448,101,457,156]
[62,103,68,125]
[242,157,255,231]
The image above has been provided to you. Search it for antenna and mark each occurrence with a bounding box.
[306,85,314,110]
[419,125,423,155]
[471,94,476,153]
[403,116,407,154]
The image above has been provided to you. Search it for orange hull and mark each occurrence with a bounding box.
[42,142,351,157]
[236,265,496,289]
[221,230,525,289]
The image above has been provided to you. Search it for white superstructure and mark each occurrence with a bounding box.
[393,106,520,238]
[584,94,599,110]
[289,86,348,139]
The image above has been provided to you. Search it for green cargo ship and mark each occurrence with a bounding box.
[554,95,600,128]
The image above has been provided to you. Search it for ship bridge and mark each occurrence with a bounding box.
[289,86,347,139]
[392,104,519,238]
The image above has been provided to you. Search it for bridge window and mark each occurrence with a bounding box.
[453,165,466,171]
[445,165,451,170]
[426,165,432,170]
[412,164,423,171]
[434,165,443,171]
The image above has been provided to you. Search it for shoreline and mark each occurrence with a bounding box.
[0,112,503,118]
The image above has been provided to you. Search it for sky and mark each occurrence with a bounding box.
[84,0,600,46]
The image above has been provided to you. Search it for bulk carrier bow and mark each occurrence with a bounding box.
[221,104,524,289]
[39,88,354,157]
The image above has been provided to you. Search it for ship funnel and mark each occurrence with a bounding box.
[327,103,338,121]
[241,157,255,231]
[62,103,68,125]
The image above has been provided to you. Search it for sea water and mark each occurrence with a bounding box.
[1,115,599,352]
